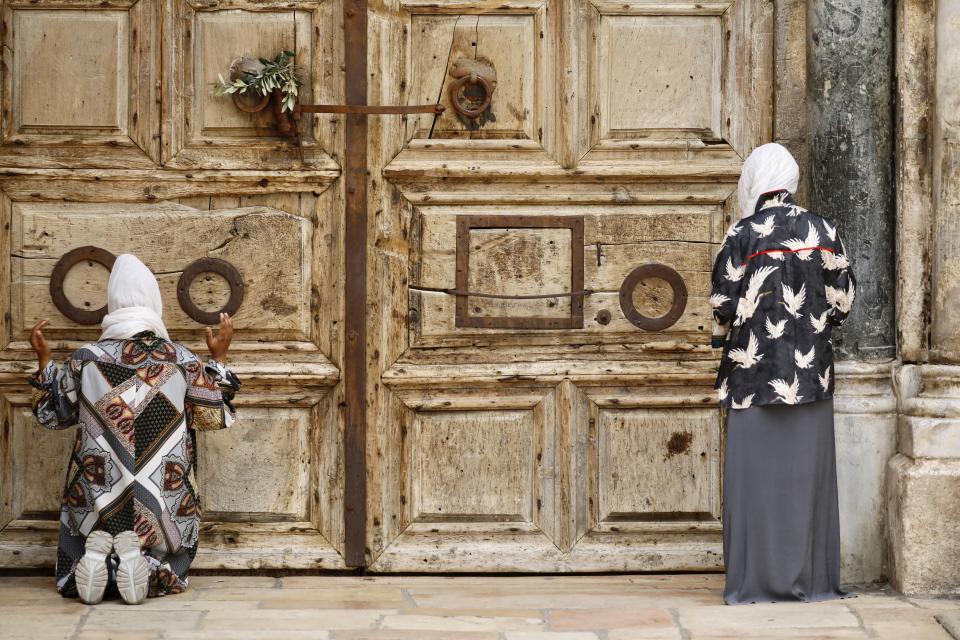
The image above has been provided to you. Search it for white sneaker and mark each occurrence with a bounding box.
[114,531,150,605]
[75,530,113,605]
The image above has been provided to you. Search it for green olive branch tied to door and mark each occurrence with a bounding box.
[213,50,303,114]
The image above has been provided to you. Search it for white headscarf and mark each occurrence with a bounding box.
[737,142,800,219]
[99,254,170,341]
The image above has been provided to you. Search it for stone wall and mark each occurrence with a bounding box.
[887,0,960,596]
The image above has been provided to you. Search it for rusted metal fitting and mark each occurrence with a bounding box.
[177,258,246,325]
[448,58,497,119]
[619,264,688,331]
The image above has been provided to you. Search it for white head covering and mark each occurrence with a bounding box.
[99,254,170,341]
[737,142,800,219]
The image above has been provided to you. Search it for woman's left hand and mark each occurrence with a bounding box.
[205,313,233,361]
[30,319,52,369]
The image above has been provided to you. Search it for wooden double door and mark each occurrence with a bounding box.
[0,0,771,571]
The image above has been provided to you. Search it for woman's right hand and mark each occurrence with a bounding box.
[30,319,52,370]
[205,312,233,362]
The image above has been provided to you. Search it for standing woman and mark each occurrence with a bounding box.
[710,143,856,604]
[28,254,240,604]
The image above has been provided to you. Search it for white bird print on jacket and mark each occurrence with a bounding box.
[718,378,729,402]
[760,192,790,210]
[781,282,807,318]
[826,281,856,314]
[818,367,831,392]
[751,214,777,238]
[724,257,745,283]
[734,265,778,326]
[795,345,816,369]
[821,249,850,271]
[726,223,743,238]
[709,293,730,309]
[765,316,787,339]
[728,331,764,369]
[731,394,755,409]
[810,309,829,334]
[822,219,837,241]
[769,373,803,404]
[781,222,822,261]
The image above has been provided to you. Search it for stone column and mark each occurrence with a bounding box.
[805,0,899,587]
[807,0,896,360]
[888,0,960,596]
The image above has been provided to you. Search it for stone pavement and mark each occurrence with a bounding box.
[0,574,958,640]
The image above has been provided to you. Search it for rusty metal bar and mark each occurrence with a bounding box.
[410,285,594,300]
[342,0,368,568]
[296,104,443,115]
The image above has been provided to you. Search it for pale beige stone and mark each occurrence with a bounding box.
[504,633,601,640]
[677,602,861,636]
[608,629,684,640]
[82,608,204,632]
[381,612,544,632]
[548,607,674,631]
[199,608,393,631]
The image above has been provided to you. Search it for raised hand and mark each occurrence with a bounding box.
[30,319,52,369]
[205,312,234,361]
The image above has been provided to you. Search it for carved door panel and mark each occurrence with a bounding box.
[0,0,348,570]
[365,0,772,570]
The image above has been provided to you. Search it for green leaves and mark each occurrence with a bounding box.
[212,51,304,112]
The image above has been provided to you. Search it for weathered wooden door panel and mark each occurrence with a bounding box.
[0,195,345,569]
[0,0,770,573]
[366,0,771,571]
[0,0,348,570]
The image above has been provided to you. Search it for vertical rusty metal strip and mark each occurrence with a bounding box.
[343,0,368,568]
[570,217,585,329]
[454,216,470,326]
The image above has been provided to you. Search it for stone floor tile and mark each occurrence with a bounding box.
[224,586,408,608]
[936,613,960,639]
[607,629,685,640]
[75,632,162,640]
[81,608,204,632]
[331,632,500,640]
[910,597,960,611]
[380,612,544,632]
[505,633,601,640]
[548,607,674,631]
[188,576,280,589]
[406,586,719,610]
[164,631,330,640]
[854,606,955,639]
[677,601,860,636]
[199,608,393,631]
[627,574,726,589]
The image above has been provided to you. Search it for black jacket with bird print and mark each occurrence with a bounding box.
[710,190,856,409]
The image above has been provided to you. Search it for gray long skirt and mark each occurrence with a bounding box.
[722,397,848,605]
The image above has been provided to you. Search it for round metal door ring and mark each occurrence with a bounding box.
[232,91,271,113]
[49,246,118,325]
[177,258,245,325]
[619,264,688,331]
[449,73,494,119]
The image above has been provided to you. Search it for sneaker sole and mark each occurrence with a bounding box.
[114,532,150,605]
[75,531,113,605]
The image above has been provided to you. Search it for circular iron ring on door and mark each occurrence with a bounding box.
[178,258,245,325]
[50,246,118,325]
[619,263,688,331]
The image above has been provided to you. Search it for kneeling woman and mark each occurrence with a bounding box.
[28,254,240,604]
[710,143,856,604]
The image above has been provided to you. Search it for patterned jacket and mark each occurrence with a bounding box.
[710,190,856,409]
[28,331,239,596]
